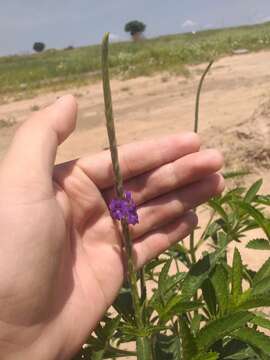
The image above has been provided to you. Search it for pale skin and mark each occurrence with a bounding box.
[0,95,224,359]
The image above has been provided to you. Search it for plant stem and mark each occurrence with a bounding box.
[194,209,216,251]
[194,60,214,133]
[102,33,152,359]
[189,60,214,264]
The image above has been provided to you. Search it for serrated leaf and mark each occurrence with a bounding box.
[236,276,270,310]
[232,248,243,305]
[244,179,263,203]
[179,316,198,359]
[208,199,228,220]
[252,276,270,296]
[237,202,270,239]
[196,311,254,350]
[254,258,270,284]
[181,250,225,301]
[145,257,167,274]
[211,264,229,316]
[233,328,270,356]
[202,279,217,316]
[150,272,186,310]
[158,258,172,293]
[159,298,201,323]
[247,238,270,250]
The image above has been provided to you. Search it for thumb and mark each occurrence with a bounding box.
[1,95,77,187]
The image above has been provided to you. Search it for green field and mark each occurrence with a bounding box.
[1,21,270,98]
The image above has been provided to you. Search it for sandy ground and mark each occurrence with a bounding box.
[0,50,270,355]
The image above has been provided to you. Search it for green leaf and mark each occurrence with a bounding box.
[169,243,191,268]
[233,328,270,356]
[251,314,270,330]
[244,179,263,203]
[252,276,270,296]
[220,339,249,359]
[237,276,270,310]
[158,258,172,293]
[150,272,186,311]
[231,248,243,305]
[191,352,219,360]
[255,194,270,206]
[181,250,225,301]
[223,170,249,179]
[113,285,135,322]
[74,316,131,360]
[179,316,198,360]
[247,238,270,250]
[190,314,203,334]
[159,298,201,322]
[202,279,217,316]
[74,345,137,359]
[253,258,270,284]
[208,199,228,221]
[237,202,270,239]
[153,333,181,360]
[196,311,254,350]
[211,264,229,316]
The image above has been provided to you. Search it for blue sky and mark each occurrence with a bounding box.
[1,0,270,56]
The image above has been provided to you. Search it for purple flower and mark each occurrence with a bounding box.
[109,191,139,225]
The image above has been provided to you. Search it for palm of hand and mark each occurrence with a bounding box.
[0,96,223,360]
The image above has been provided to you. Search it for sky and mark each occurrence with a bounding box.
[1,0,270,56]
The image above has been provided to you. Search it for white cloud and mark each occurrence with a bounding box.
[182,19,197,28]
[259,16,270,23]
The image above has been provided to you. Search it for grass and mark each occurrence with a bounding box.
[2,21,270,99]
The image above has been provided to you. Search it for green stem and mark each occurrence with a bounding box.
[194,60,214,133]
[194,209,216,251]
[102,33,152,359]
[139,268,147,305]
[189,60,214,265]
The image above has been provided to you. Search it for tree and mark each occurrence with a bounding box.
[33,42,46,53]
[124,20,146,41]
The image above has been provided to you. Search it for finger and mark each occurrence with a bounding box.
[104,149,223,205]
[2,95,77,185]
[76,132,200,189]
[133,211,198,269]
[131,173,224,239]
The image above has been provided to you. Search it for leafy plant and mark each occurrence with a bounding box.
[73,34,270,360]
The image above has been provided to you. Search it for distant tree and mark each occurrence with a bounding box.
[64,45,74,51]
[124,20,146,41]
[33,42,46,53]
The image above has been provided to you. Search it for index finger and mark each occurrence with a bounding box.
[76,132,200,189]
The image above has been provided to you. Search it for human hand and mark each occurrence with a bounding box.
[0,96,224,359]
